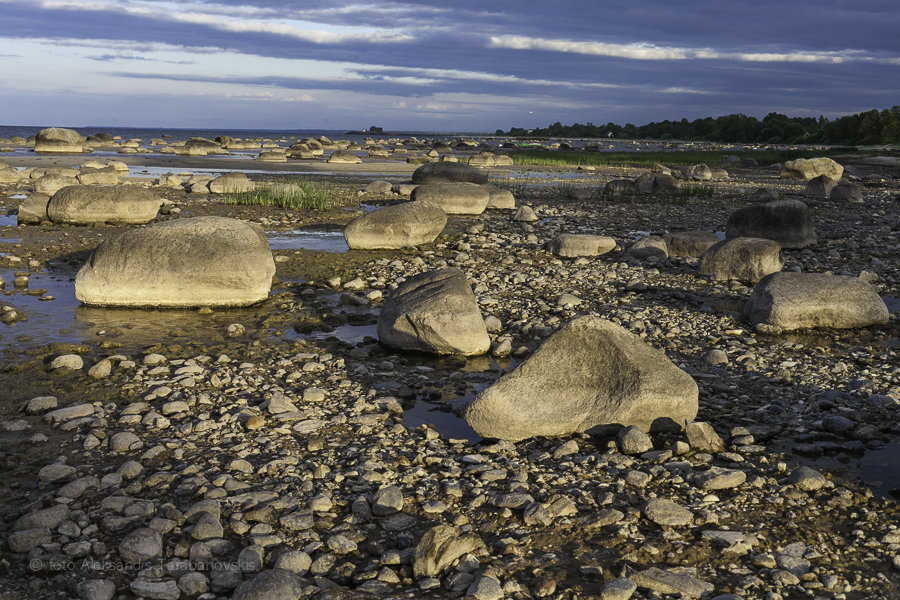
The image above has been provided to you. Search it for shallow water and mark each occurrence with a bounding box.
[404,396,481,444]
[0,214,18,227]
[784,440,900,500]
[265,229,348,252]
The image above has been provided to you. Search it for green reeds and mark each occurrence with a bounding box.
[224,177,333,210]
[506,148,858,168]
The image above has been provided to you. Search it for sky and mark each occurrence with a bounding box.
[1,0,898,132]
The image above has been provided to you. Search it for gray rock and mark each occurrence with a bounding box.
[618,425,653,455]
[466,575,504,600]
[119,527,163,563]
[484,186,516,209]
[231,569,304,600]
[626,236,668,260]
[77,579,116,600]
[412,525,485,578]
[372,485,404,516]
[378,268,490,356]
[787,466,827,491]
[663,230,720,258]
[7,528,51,553]
[364,180,394,194]
[683,163,713,181]
[745,272,889,332]
[412,161,488,184]
[75,216,275,308]
[632,566,714,598]
[44,403,94,424]
[695,467,746,490]
[600,578,637,600]
[830,183,863,203]
[14,504,69,531]
[546,234,616,258]
[725,199,816,248]
[698,237,783,283]
[35,127,84,153]
[465,316,698,441]
[343,201,446,249]
[17,193,51,224]
[780,157,843,180]
[512,205,537,222]
[109,431,142,453]
[749,188,779,203]
[327,149,362,164]
[47,185,160,225]
[635,172,680,195]
[50,354,84,370]
[604,179,637,196]
[686,421,725,453]
[803,174,837,198]
[643,498,694,527]
[468,151,513,168]
[273,550,311,575]
[410,182,490,215]
[208,172,253,194]
[25,396,58,414]
[129,579,180,600]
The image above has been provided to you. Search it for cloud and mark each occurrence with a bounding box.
[489,35,900,66]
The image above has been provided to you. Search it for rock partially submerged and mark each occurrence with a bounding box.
[343,201,446,249]
[465,316,698,440]
[377,268,490,356]
[745,272,889,332]
[47,185,161,225]
[725,199,816,248]
[75,216,275,307]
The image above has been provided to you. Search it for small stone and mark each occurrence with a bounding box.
[600,578,638,600]
[7,528,51,553]
[25,396,58,414]
[644,498,694,527]
[466,575,504,600]
[686,421,726,453]
[372,485,404,516]
[787,466,827,491]
[618,425,653,455]
[119,527,163,562]
[77,579,116,600]
[109,431,143,453]
[50,354,83,370]
[88,358,112,379]
[129,579,180,600]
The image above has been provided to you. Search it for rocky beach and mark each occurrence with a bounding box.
[0,129,898,600]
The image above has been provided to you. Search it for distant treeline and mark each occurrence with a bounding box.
[498,107,900,145]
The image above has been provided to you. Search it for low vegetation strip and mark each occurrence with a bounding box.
[506,148,859,168]
[224,177,333,210]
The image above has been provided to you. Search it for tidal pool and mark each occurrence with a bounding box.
[265,229,348,252]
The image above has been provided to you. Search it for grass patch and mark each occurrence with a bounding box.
[224,177,334,210]
[507,148,860,168]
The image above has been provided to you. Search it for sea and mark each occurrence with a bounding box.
[0,125,484,145]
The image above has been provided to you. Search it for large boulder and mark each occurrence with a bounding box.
[177,137,226,156]
[75,216,275,307]
[17,194,51,225]
[34,174,79,196]
[484,186,516,209]
[725,199,816,248]
[377,268,490,356]
[635,173,680,195]
[34,127,84,153]
[327,149,362,164]
[663,231,721,258]
[410,182,490,215]
[468,152,514,168]
[780,157,843,181]
[47,185,161,225]
[803,175,837,199]
[682,163,713,181]
[745,272,889,332]
[626,235,668,260]
[412,162,488,185]
[830,183,863,204]
[546,234,616,258]
[208,172,253,194]
[465,316,699,440]
[698,238,783,283]
[343,201,446,249]
[603,179,637,196]
[77,167,120,186]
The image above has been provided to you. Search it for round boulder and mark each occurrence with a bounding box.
[16,194,51,225]
[47,185,161,225]
[34,175,79,196]
[725,199,816,248]
[745,272,889,332]
[546,234,616,258]
[377,268,490,356]
[803,175,837,198]
[75,216,275,307]
[208,172,253,194]
[484,186,516,209]
[830,183,863,203]
[410,182,490,215]
[464,316,699,441]
[663,231,721,258]
[698,237,783,283]
[34,127,84,153]
[343,201,447,249]
[412,161,488,185]
[780,157,843,180]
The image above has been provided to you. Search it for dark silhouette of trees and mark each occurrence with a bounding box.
[499,107,900,145]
